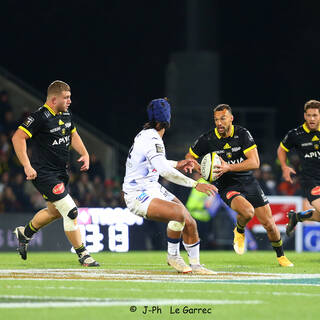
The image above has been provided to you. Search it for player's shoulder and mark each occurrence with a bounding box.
[198,129,215,141]
[286,124,304,137]
[133,129,161,148]
[234,125,250,134]
[138,128,162,141]
[29,105,52,121]
[233,125,252,138]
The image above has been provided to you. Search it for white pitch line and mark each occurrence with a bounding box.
[5,285,320,297]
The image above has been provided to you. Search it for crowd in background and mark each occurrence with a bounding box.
[0,90,303,214]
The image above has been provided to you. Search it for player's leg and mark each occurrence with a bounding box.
[147,197,192,273]
[52,194,99,267]
[171,198,216,275]
[230,195,254,255]
[254,204,293,267]
[13,205,62,260]
[286,190,320,236]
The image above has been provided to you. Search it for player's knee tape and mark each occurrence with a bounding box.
[168,220,185,232]
[53,194,78,231]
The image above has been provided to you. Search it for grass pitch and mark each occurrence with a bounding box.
[0,251,319,320]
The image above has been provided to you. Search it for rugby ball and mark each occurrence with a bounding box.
[200,152,221,182]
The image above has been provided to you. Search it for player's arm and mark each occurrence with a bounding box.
[71,130,90,171]
[214,147,260,177]
[150,155,217,195]
[11,128,37,180]
[277,144,296,184]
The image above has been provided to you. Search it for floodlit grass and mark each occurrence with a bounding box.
[0,251,319,320]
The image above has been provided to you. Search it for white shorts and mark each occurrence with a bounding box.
[124,185,175,218]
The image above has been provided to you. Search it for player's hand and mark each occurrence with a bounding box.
[176,159,198,173]
[78,154,90,171]
[212,157,230,178]
[282,165,296,184]
[24,165,37,180]
[195,183,218,195]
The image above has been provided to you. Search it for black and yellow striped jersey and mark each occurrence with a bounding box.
[189,125,257,188]
[18,104,76,173]
[280,123,320,181]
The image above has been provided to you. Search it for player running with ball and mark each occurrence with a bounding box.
[186,104,293,267]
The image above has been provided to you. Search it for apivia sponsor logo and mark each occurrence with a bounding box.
[304,151,320,158]
[227,157,244,164]
[52,136,70,145]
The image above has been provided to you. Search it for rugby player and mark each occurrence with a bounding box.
[186,104,293,267]
[278,100,320,235]
[122,98,217,274]
[11,80,99,267]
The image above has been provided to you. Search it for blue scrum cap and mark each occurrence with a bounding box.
[147,98,171,123]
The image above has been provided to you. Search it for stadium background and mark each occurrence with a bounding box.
[0,1,320,253]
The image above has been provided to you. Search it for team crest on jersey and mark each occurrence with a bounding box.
[52,183,65,195]
[155,144,164,153]
[314,144,319,150]
[226,191,240,199]
[23,116,34,127]
[311,186,320,196]
[226,151,232,159]
[62,128,66,135]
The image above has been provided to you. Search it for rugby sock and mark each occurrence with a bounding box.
[167,237,181,256]
[24,221,38,238]
[75,244,86,257]
[236,222,245,234]
[183,240,200,265]
[297,209,315,221]
[271,239,284,257]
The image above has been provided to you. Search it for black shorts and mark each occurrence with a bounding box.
[219,178,269,208]
[32,171,69,202]
[301,179,320,204]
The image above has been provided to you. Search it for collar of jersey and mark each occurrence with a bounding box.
[214,125,234,139]
[302,122,320,133]
[43,103,61,116]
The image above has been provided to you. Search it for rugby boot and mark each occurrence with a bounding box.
[190,264,217,275]
[286,209,315,236]
[167,254,192,273]
[277,256,294,267]
[79,250,100,267]
[13,226,30,260]
[233,227,245,255]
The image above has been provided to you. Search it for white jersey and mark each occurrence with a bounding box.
[123,129,165,193]
[123,128,197,194]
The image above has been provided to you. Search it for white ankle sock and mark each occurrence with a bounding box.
[167,239,180,256]
[183,241,200,265]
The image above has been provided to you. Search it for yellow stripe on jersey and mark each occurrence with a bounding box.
[43,103,56,116]
[280,142,289,152]
[189,147,199,159]
[214,127,221,139]
[18,126,32,138]
[71,127,76,134]
[243,144,257,154]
